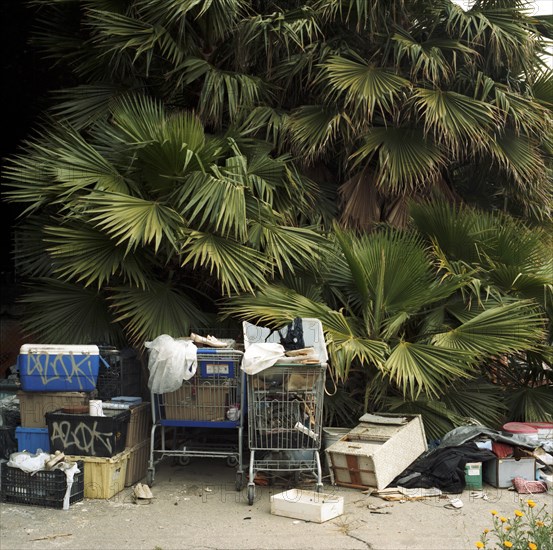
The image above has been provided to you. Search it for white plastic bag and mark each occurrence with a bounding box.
[241,342,285,374]
[7,451,50,473]
[145,335,198,393]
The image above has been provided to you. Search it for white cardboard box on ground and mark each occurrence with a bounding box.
[270,489,344,523]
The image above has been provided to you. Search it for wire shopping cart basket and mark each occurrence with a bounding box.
[147,347,245,490]
[243,319,328,505]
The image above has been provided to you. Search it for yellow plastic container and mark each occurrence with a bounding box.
[67,449,130,499]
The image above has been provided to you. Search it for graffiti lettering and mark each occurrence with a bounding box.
[50,420,115,456]
[27,353,97,390]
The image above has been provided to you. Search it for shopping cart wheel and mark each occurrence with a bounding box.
[146,468,155,487]
[226,455,238,468]
[316,482,323,493]
[247,483,255,505]
[235,472,243,491]
[178,456,191,466]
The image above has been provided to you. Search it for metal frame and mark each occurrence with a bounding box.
[245,362,326,505]
[147,349,245,490]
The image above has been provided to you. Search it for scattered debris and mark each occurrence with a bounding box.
[30,533,72,541]
[132,483,154,505]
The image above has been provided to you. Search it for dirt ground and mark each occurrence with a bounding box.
[1,456,551,550]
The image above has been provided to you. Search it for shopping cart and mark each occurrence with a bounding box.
[243,319,327,505]
[147,348,245,490]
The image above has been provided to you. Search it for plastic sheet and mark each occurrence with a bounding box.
[145,335,198,393]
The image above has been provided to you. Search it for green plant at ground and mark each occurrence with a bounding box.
[475,499,553,550]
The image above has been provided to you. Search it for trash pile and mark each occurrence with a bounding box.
[325,415,553,498]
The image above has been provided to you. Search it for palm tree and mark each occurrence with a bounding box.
[223,202,552,437]
[3,94,329,345]
[25,0,552,226]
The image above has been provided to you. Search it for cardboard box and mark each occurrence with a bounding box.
[465,462,482,490]
[17,391,91,428]
[326,413,427,490]
[483,457,536,488]
[125,403,151,448]
[270,489,344,523]
[17,344,102,392]
[162,383,228,421]
[67,450,130,499]
[125,438,150,487]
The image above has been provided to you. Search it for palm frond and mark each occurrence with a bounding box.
[441,381,508,429]
[285,105,343,161]
[350,126,445,193]
[247,222,330,277]
[412,88,497,152]
[505,385,553,422]
[109,281,210,345]
[384,341,476,399]
[44,224,150,289]
[392,30,478,84]
[51,84,133,129]
[85,191,185,253]
[180,231,268,294]
[320,55,409,120]
[384,397,469,441]
[19,278,125,346]
[432,301,547,355]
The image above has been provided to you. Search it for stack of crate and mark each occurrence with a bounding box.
[15,344,102,455]
[47,406,132,500]
[16,391,91,454]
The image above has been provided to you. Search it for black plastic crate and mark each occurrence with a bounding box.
[1,460,84,508]
[96,347,142,400]
[46,409,131,457]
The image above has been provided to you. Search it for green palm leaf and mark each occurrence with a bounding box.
[286,105,343,160]
[181,231,268,294]
[412,88,497,151]
[506,385,553,422]
[441,381,508,429]
[321,55,409,120]
[109,281,210,344]
[384,341,476,399]
[177,171,248,241]
[248,222,329,277]
[433,301,546,355]
[51,84,133,129]
[44,224,149,289]
[19,278,124,345]
[350,127,445,192]
[86,191,184,253]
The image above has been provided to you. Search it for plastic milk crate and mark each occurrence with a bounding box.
[1,460,84,508]
[17,344,109,392]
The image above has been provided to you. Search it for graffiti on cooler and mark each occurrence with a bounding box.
[27,352,97,389]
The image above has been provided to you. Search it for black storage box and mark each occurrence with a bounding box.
[96,347,142,400]
[46,409,131,457]
[1,460,84,508]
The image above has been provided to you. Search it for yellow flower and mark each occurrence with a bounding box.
[528,543,537,550]
[515,510,524,517]
[491,510,498,516]
[483,529,490,534]
[505,526,511,531]
[475,543,484,549]
[500,517,508,523]
[527,500,536,508]
[536,520,544,527]
[504,542,513,548]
